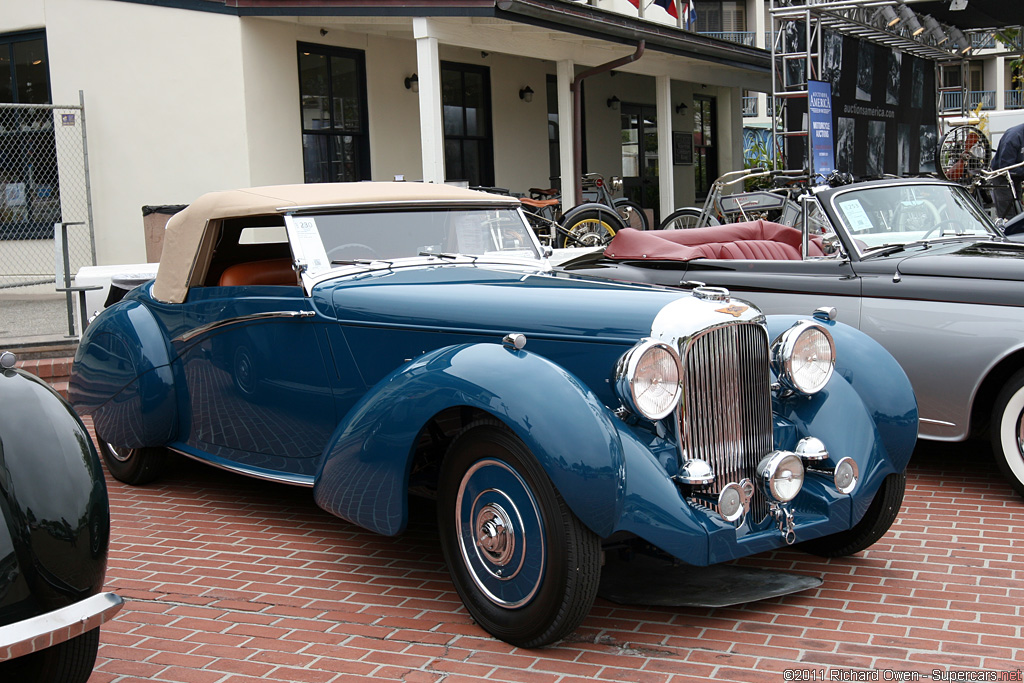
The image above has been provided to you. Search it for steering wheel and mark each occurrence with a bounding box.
[328,243,381,261]
[920,220,967,239]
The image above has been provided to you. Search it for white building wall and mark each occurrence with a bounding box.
[42,0,252,266]
[4,0,45,32]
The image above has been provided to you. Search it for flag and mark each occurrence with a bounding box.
[681,0,697,28]
[627,0,679,20]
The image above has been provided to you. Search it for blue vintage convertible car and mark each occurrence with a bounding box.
[70,182,917,647]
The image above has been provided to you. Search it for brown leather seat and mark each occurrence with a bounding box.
[218,258,296,287]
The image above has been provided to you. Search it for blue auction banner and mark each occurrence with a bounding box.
[808,80,835,179]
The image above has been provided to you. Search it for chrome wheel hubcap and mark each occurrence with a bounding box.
[455,458,545,608]
[475,504,515,566]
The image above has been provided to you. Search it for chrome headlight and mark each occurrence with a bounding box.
[757,451,805,503]
[615,339,682,421]
[833,457,859,494]
[771,321,835,394]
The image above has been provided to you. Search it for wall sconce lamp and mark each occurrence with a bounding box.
[404,73,419,93]
[675,102,688,114]
[607,95,620,110]
[519,86,534,103]
[897,4,925,36]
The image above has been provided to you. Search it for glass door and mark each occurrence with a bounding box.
[620,103,659,222]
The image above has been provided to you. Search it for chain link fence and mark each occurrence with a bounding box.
[0,96,95,341]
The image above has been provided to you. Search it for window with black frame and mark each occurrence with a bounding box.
[0,30,56,240]
[442,62,494,188]
[297,43,370,184]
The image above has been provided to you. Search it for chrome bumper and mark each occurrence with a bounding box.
[0,592,124,661]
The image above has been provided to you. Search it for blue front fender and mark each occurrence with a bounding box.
[767,315,918,526]
[314,342,635,538]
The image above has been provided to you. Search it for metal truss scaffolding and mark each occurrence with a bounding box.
[766,0,1019,174]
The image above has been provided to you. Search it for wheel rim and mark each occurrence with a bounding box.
[999,389,1024,485]
[455,458,545,608]
[567,219,615,246]
[107,443,134,463]
[666,214,699,230]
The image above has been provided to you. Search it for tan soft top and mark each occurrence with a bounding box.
[152,182,519,303]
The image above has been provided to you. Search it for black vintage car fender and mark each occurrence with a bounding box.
[0,359,122,681]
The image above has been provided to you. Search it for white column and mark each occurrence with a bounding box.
[557,59,577,207]
[994,56,1006,111]
[751,0,769,119]
[413,18,445,184]
[656,74,675,220]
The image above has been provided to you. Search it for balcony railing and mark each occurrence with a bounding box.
[940,90,996,112]
[742,96,758,117]
[699,31,756,47]
[970,33,997,49]
[1007,90,1024,110]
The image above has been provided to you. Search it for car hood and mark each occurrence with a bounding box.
[893,241,1024,281]
[319,264,689,343]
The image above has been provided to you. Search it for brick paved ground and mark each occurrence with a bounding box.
[84,422,1023,683]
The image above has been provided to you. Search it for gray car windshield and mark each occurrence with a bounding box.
[830,184,999,254]
[311,207,541,264]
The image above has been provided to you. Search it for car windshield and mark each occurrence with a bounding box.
[829,184,999,254]
[292,206,542,272]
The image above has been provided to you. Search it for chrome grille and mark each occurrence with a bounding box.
[680,322,773,521]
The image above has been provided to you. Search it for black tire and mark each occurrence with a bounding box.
[98,439,168,485]
[798,472,906,557]
[613,199,649,230]
[556,207,622,249]
[437,420,601,648]
[0,628,100,683]
[990,369,1024,497]
[660,207,719,230]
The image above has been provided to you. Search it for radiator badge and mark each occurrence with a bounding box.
[716,304,748,318]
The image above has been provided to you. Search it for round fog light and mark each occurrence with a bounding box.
[678,458,714,486]
[718,482,746,523]
[758,451,805,503]
[795,437,828,461]
[833,457,859,494]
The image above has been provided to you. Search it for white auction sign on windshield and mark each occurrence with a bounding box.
[286,216,331,278]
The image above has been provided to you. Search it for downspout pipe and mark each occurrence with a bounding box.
[571,41,645,206]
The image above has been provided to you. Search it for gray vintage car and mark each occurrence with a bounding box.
[562,177,1024,497]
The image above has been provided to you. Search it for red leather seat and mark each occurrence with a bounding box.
[604,219,825,262]
[218,258,296,287]
[718,240,801,260]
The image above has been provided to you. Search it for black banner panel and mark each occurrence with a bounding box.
[785,27,938,179]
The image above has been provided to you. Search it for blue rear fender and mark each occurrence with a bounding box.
[312,341,708,553]
[69,299,177,448]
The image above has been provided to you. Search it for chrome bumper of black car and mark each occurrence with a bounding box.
[0,592,124,661]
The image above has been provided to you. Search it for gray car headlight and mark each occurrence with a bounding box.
[771,321,835,395]
[615,339,682,421]
[757,451,805,503]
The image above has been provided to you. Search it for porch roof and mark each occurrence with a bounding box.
[157,0,771,73]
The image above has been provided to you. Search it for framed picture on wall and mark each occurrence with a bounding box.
[673,131,694,165]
